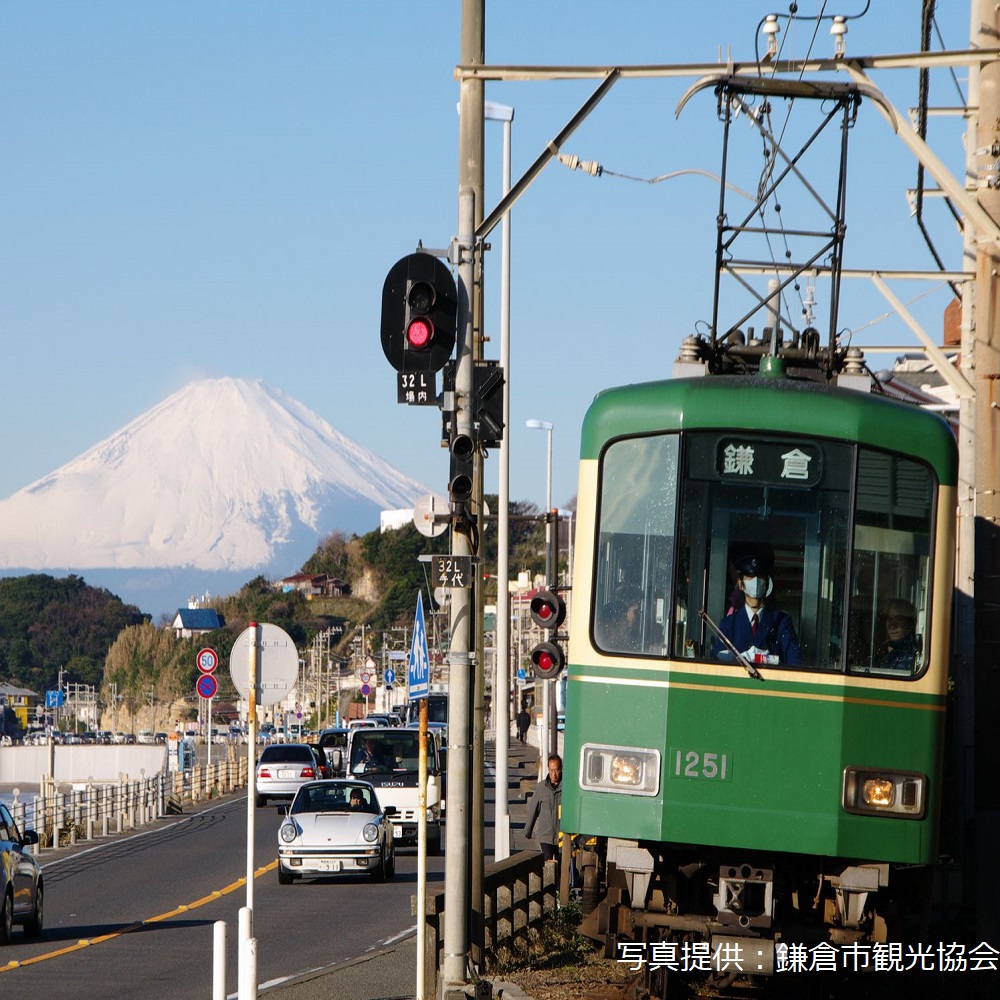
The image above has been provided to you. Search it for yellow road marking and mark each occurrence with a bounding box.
[0,860,278,974]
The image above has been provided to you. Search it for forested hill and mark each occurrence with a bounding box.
[0,575,148,692]
[0,497,554,706]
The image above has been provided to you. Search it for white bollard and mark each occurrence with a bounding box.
[213,920,227,1000]
[246,937,257,1000]
[238,906,253,1000]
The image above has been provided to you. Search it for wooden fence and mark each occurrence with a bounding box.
[416,851,558,996]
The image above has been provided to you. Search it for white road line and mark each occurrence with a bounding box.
[39,794,245,869]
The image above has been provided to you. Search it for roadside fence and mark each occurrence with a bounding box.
[7,756,249,852]
[417,851,558,996]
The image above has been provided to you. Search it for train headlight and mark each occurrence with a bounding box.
[580,743,660,796]
[863,778,894,807]
[842,767,926,819]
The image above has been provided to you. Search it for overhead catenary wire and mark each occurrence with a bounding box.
[556,153,756,201]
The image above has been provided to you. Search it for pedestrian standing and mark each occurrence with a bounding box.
[524,753,562,862]
[515,706,530,745]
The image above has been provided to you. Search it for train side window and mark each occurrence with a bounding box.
[593,434,679,656]
[846,450,934,677]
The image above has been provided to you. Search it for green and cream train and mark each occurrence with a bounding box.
[561,360,957,970]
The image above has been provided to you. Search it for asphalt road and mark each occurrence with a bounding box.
[0,791,444,1000]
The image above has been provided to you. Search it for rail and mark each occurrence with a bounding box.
[6,757,249,852]
[416,851,558,996]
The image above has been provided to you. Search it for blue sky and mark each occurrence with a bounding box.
[1,2,972,527]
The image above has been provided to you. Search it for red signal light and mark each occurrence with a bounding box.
[406,316,434,349]
[530,640,565,679]
[529,590,566,630]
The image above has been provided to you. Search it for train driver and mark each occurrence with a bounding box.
[877,599,919,673]
[714,553,801,667]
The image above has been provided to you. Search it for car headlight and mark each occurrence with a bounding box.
[280,821,299,843]
[580,743,660,796]
[363,823,379,843]
[843,767,926,819]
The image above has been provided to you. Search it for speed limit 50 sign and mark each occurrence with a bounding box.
[197,648,219,674]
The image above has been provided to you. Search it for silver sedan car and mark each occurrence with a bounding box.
[277,780,396,884]
[254,743,329,807]
[1,803,43,943]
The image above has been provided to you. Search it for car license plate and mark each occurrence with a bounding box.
[277,769,294,778]
[393,824,403,838]
[318,859,342,872]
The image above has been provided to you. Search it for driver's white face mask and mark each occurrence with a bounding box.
[742,575,768,600]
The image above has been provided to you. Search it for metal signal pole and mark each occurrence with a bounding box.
[441,1,484,996]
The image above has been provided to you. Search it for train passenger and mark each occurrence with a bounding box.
[596,583,644,652]
[714,553,801,666]
[525,753,563,864]
[877,599,919,673]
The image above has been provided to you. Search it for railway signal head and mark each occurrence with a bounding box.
[448,430,474,504]
[530,590,566,629]
[530,640,565,680]
[529,589,566,679]
[380,252,457,373]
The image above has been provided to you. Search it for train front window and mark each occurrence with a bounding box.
[593,434,679,656]
[675,433,852,670]
[593,430,936,675]
[846,450,933,676]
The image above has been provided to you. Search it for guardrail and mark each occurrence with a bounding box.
[6,757,249,852]
[416,851,557,996]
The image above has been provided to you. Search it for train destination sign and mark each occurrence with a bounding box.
[715,438,822,488]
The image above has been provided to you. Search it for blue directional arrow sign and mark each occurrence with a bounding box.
[45,690,64,709]
[407,592,430,701]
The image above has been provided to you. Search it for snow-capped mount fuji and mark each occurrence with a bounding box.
[0,378,429,612]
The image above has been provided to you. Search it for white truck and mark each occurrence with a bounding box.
[335,727,445,854]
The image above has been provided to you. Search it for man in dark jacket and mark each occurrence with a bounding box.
[515,707,530,745]
[525,754,562,862]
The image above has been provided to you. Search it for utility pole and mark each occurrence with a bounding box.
[441,2,484,995]
[970,0,1000,940]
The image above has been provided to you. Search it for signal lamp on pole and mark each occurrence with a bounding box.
[530,590,566,629]
[529,588,566,679]
[449,431,474,504]
[530,640,565,679]
[380,253,457,373]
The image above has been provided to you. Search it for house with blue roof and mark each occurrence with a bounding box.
[171,606,225,639]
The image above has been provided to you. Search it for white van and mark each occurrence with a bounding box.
[137,730,154,744]
[340,727,445,854]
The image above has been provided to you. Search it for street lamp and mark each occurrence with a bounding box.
[487,99,515,862]
[526,418,556,760]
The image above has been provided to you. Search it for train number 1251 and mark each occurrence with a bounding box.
[670,749,731,781]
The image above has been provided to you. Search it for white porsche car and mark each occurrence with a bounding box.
[277,780,396,884]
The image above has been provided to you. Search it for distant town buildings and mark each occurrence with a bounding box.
[273,573,351,598]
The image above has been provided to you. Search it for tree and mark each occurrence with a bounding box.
[0,574,147,692]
